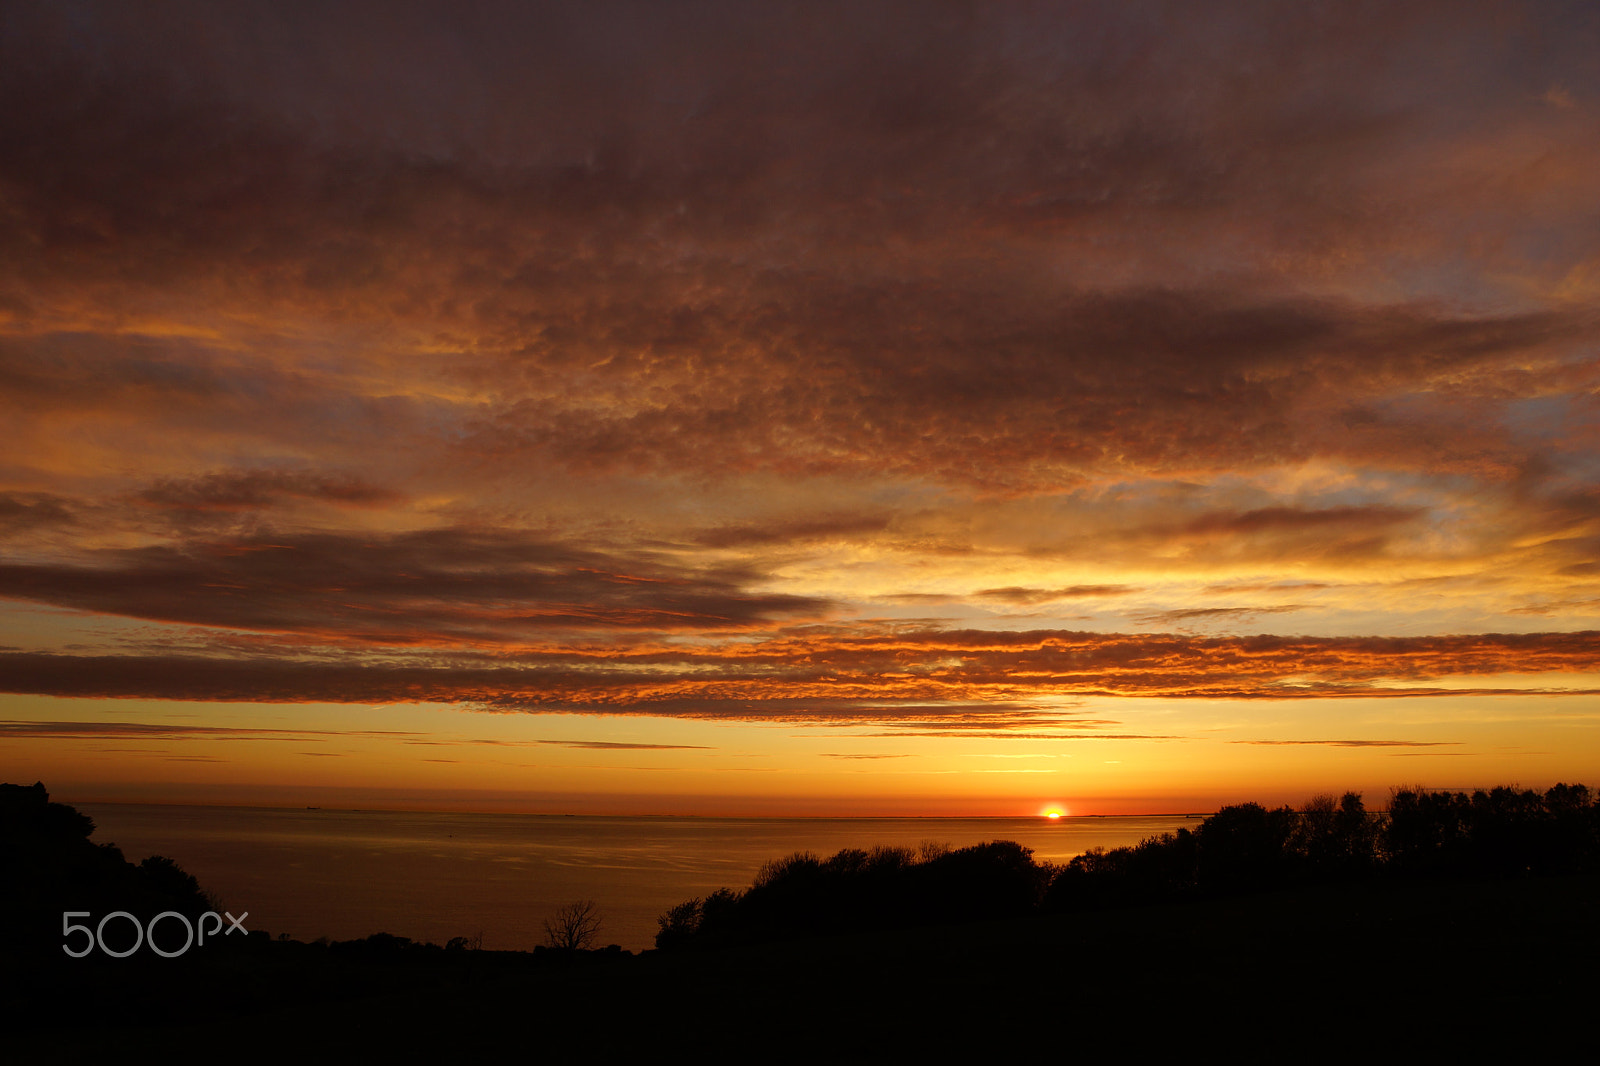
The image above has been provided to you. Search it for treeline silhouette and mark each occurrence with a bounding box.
[1,781,218,957]
[9,776,1597,963]
[656,839,1050,950]
[656,783,1600,950]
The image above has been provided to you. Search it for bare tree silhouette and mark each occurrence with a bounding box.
[543,900,603,951]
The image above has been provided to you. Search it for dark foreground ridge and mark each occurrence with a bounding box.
[5,781,1599,1057]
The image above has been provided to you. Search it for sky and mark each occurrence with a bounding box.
[3,0,1599,815]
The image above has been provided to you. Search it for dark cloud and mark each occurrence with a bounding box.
[1177,506,1422,538]
[0,492,77,532]
[0,719,421,741]
[0,335,253,408]
[467,292,1594,488]
[136,470,399,513]
[1235,739,1461,748]
[533,740,713,751]
[4,629,1597,713]
[692,513,893,548]
[2,1,1595,491]
[860,732,1177,741]
[1204,581,1333,595]
[0,527,830,640]
[819,753,909,759]
[0,333,438,479]
[1133,605,1307,627]
[1508,598,1600,616]
[975,585,1134,605]
[7,2,1595,273]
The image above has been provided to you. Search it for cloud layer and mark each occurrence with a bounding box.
[5,628,1597,720]
[3,2,1600,740]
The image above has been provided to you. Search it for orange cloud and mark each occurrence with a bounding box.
[3,629,1597,720]
[4,1,1600,789]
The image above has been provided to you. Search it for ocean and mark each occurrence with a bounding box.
[77,804,1200,952]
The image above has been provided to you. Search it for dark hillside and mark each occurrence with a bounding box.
[8,781,1598,1058]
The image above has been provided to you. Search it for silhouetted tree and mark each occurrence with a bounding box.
[1290,792,1378,878]
[655,897,704,950]
[919,840,1050,921]
[544,900,603,951]
[1543,783,1599,872]
[1332,791,1380,873]
[1043,828,1198,912]
[1195,802,1297,891]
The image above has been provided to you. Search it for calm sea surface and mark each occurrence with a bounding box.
[77,805,1199,952]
